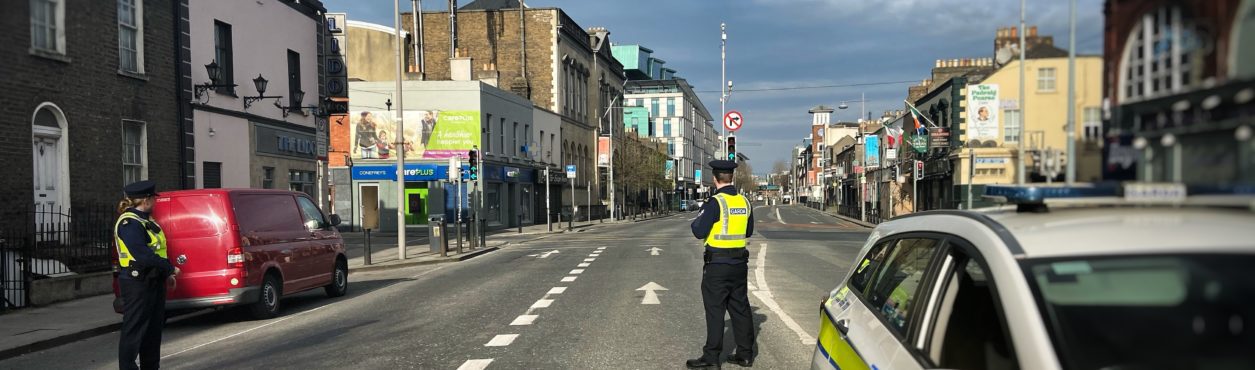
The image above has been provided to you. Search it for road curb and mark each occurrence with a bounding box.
[822,210,877,228]
[349,245,503,273]
[0,322,121,361]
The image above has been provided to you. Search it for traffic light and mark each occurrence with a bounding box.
[726,136,736,161]
[468,149,479,180]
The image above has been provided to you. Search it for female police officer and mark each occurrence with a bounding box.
[115,180,178,370]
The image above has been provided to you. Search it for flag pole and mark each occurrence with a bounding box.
[904,100,940,128]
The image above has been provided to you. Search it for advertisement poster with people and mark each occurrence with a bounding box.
[349,110,481,160]
[966,84,1000,141]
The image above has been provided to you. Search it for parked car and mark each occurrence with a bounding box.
[113,189,347,319]
[811,183,1255,370]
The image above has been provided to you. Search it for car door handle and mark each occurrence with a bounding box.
[835,319,851,337]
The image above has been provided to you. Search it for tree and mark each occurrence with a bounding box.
[734,161,756,194]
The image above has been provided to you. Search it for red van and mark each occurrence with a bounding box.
[113,189,347,319]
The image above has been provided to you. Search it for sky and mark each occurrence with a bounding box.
[321,0,1105,176]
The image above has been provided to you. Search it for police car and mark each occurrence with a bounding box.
[812,183,1255,370]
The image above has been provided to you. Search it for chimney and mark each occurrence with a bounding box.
[1030,26,1037,37]
[1011,26,1018,37]
[451,55,473,81]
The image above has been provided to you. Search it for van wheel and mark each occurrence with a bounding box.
[249,274,282,320]
[324,260,348,298]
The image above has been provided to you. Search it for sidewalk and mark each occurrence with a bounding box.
[816,207,878,228]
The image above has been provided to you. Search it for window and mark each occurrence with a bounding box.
[1003,109,1021,143]
[213,21,234,94]
[513,122,519,157]
[664,118,672,137]
[524,124,531,158]
[926,253,1018,369]
[485,113,493,153]
[117,0,142,73]
[1026,255,1255,370]
[667,97,676,116]
[296,196,326,230]
[651,98,659,118]
[289,169,315,196]
[262,166,275,189]
[668,141,675,156]
[1082,107,1101,142]
[287,50,302,112]
[122,121,145,184]
[498,118,506,155]
[30,0,64,53]
[861,238,941,335]
[1122,6,1196,102]
[1037,68,1056,92]
[203,162,222,188]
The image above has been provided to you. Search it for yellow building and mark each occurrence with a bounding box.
[954,55,1104,202]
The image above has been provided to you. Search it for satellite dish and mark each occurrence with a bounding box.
[995,45,1014,66]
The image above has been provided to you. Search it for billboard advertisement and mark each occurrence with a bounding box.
[598,137,610,167]
[349,110,481,160]
[966,84,1000,141]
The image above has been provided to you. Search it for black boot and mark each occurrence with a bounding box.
[726,353,754,367]
[686,357,721,369]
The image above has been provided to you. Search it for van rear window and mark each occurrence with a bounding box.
[153,194,229,238]
[233,194,304,233]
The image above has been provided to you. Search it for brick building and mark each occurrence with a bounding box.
[1102,0,1255,184]
[1,0,182,211]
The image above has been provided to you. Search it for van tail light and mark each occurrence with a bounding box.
[228,247,244,268]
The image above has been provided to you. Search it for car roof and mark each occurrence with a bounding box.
[897,206,1255,259]
[159,189,305,197]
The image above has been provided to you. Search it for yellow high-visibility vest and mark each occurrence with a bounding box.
[705,193,751,248]
[114,212,167,268]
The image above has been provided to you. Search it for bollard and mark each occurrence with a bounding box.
[456,219,464,254]
[364,229,372,266]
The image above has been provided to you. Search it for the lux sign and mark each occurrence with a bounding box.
[276,135,315,155]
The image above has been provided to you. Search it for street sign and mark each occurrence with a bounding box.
[695,169,702,181]
[565,164,577,179]
[723,111,744,131]
[448,157,461,180]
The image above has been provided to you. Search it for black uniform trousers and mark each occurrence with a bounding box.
[119,274,166,370]
[701,260,755,362]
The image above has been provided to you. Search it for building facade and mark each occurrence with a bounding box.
[3,0,182,212]
[1103,0,1255,184]
[188,0,327,197]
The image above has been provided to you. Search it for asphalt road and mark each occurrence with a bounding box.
[0,204,868,369]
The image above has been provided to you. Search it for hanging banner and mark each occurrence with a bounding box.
[348,110,481,160]
[865,135,880,168]
[966,84,1000,141]
[598,137,610,167]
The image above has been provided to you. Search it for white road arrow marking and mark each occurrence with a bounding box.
[647,247,663,256]
[637,282,669,305]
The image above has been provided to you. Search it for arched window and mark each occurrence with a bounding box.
[1232,0,1255,79]
[1120,6,1201,102]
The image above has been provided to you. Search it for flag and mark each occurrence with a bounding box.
[908,105,928,136]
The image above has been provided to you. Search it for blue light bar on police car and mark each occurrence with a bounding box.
[983,183,1120,204]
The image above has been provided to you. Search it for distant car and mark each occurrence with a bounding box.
[113,189,348,320]
[812,183,1255,370]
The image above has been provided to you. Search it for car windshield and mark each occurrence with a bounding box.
[1025,254,1255,370]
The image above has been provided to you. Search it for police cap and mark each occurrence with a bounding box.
[123,180,159,198]
[708,160,738,172]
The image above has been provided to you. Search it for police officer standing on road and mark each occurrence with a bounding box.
[114,180,178,370]
[687,160,755,369]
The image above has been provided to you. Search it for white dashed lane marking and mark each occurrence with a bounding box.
[584,258,596,262]
[570,269,585,274]
[531,299,554,308]
[561,276,577,282]
[484,334,519,347]
[547,287,567,294]
[577,262,591,267]
[458,359,494,370]
[510,315,538,326]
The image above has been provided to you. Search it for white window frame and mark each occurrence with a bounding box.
[30,0,65,54]
[1003,109,1021,144]
[121,120,147,184]
[1037,67,1057,93]
[117,0,144,73]
[1119,6,1195,102]
[1082,107,1102,142]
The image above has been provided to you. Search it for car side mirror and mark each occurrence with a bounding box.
[328,214,342,227]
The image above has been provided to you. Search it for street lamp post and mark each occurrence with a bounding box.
[392,0,407,260]
[838,93,868,222]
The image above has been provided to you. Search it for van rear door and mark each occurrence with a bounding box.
[153,193,234,300]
